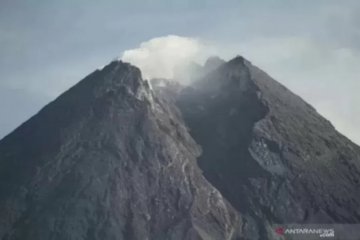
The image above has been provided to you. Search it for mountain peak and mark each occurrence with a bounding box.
[227,55,247,65]
[93,60,147,96]
[1,55,360,240]
[0,58,241,240]
[203,56,225,71]
[177,55,360,238]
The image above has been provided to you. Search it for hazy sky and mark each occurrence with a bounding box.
[1,0,359,144]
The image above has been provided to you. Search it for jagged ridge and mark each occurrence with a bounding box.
[0,60,242,240]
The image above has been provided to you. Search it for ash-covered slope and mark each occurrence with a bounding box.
[0,61,243,240]
[176,56,360,238]
[1,55,360,240]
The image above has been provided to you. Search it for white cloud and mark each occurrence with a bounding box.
[121,35,360,144]
[121,35,206,80]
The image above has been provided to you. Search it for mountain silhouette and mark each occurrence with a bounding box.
[0,56,359,240]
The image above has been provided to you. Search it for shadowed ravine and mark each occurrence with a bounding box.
[176,57,273,238]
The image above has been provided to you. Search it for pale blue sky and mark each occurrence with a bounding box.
[1,0,359,143]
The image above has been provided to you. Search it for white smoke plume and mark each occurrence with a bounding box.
[120,35,360,144]
[121,35,206,81]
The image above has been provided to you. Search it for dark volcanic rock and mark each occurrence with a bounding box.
[0,61,242,240]
[203,56,226,73]
[176,56,360,239]
[1,55,360,240]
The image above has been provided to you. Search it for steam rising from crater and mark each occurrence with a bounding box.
[121,35,206,81]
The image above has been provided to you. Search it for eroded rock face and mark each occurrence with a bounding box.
[0,61,243,240]
[176,56,360,239]
[1,55,360,240]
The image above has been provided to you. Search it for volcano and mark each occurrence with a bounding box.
[0,56,359,240]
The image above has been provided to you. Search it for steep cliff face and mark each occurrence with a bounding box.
[0,55,360,240]
[0,61,242,240]
[176,56,360,238]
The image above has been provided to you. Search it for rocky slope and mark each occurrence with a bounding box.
[176,56,360,238]
[0,56,360,240]
[0,61,242,240]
